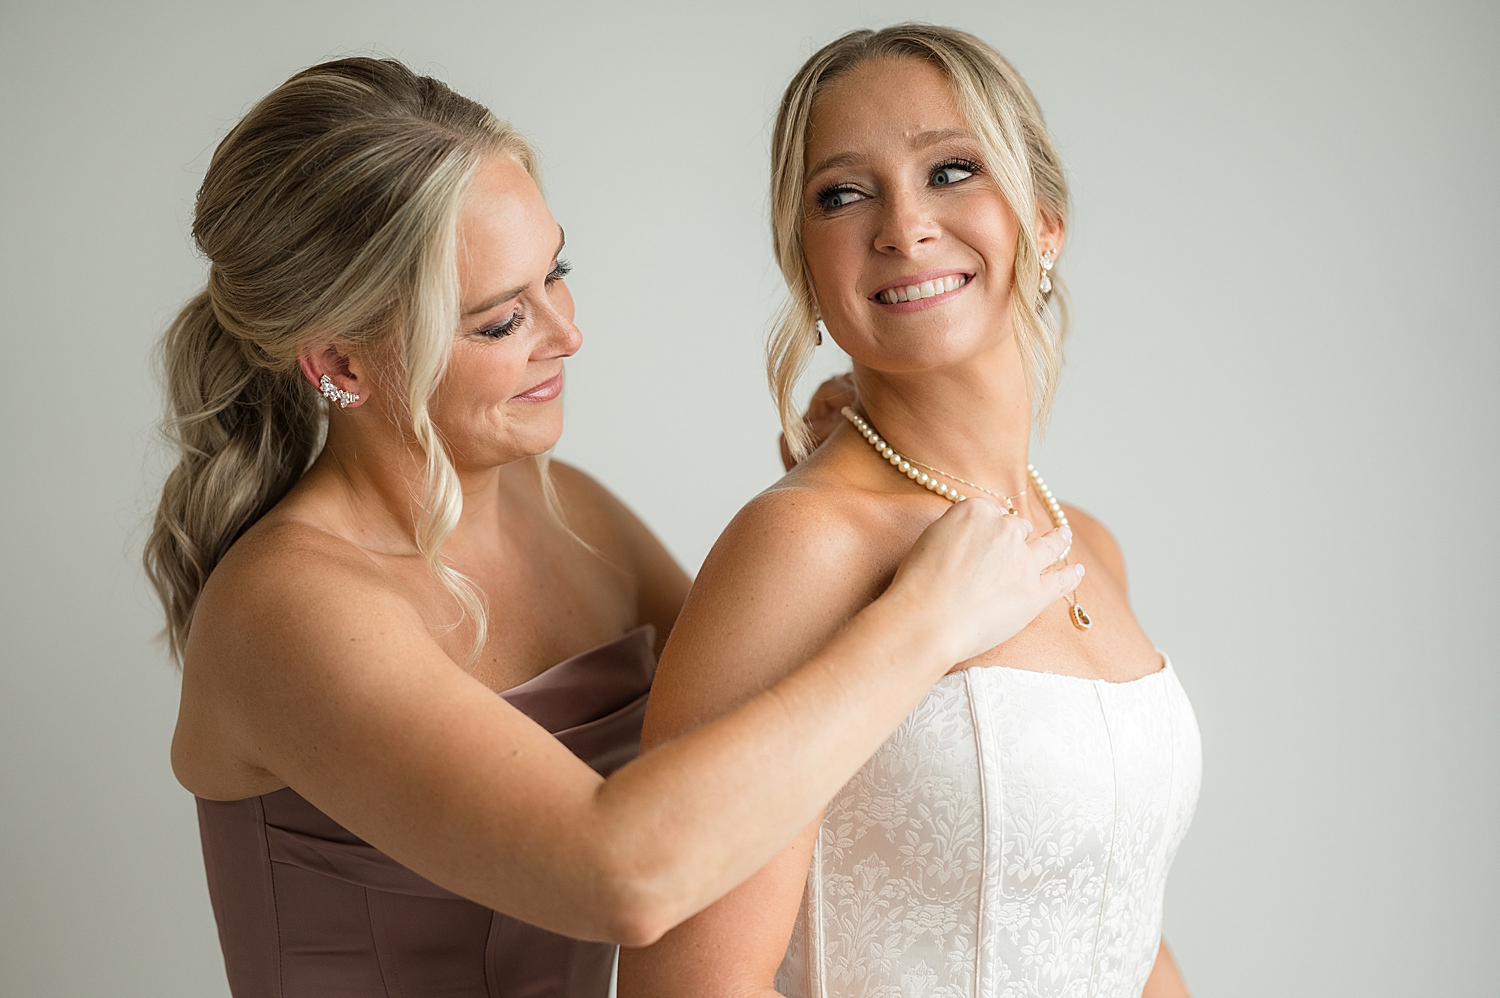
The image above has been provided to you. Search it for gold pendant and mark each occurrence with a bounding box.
[1070,602,1093,630]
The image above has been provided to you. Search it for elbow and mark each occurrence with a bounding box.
[596,876,682,948]
[606,912,673,950]
[580,782,700,946]
[588,843,693,947]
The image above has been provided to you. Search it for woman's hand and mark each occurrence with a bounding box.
[884,498,1083,668]
[780,373,855,471]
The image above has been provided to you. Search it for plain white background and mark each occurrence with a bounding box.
[1,1,1496,995]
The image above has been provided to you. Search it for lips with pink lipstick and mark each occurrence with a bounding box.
[513,370,563,402]
[870,269,974,311]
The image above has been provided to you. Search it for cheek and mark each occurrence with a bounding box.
[431,341,528,418]
[803,224,866,309]
[956,198,1019,290]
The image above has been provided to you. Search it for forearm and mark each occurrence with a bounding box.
[588,591,952,944]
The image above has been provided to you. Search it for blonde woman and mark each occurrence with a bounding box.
[620,26,1200,998]
[147,57,1084,998]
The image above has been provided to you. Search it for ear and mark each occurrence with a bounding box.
[297,344,369,409]
[1036,211,1067,260]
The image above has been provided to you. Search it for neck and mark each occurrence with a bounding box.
[305,415,510,556]
[853,338,1034,500]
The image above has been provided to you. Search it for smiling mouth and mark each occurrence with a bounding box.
[874,273,970,305]
[514,371,563,402]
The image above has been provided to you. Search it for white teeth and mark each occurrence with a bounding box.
[876,274,968,304]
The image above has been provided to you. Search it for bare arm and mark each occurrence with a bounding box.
[619,488,886,996]
[618,492,1077,994]
[180,496,1080,948]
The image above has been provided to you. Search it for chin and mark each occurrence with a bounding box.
[443,409,565,471]
[856,333,1002,374]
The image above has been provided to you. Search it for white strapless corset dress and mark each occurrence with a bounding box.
[776,660,1201,998]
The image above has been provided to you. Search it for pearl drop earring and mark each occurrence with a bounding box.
[1039,249,1056,296]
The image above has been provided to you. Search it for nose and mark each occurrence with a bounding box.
[874,187,942,256]
[538,314,581,362]
[534,291,582,361]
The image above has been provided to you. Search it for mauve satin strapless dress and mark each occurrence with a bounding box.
[195,626,656,998]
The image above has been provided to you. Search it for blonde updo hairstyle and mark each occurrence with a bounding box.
[144,58,537,664]
[769,24,1071,460]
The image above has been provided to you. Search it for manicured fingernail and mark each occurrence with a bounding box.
[1074,564,1086,577]
[1059,526,1072,542]
[1020,518,1033,534]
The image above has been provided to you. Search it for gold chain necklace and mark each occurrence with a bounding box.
[842,406,1093,631]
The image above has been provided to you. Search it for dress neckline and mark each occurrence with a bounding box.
[947,651,1171,688]
[500,625,656,699]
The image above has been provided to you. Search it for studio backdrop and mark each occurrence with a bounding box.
[1,1,1495,996]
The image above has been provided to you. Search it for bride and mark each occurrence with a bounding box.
[619,24,1200,998]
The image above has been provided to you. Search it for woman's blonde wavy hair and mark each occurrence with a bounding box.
[144,57,537,665]
[769,24,1071,460]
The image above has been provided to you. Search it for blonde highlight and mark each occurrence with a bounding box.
[144,58,538,665]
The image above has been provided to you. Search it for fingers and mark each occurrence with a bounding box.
[1028,524,1072,567]
[808,373,856,419]
[791,374,858,468]
[1045,561,1086,597]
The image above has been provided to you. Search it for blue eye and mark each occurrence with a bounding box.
[819,187,865,210]
[932,164,975,186]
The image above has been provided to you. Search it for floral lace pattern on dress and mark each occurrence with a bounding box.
[777,661,1200,998]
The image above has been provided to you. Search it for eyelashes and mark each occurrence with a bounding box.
[816,185,864,211]
[813,182,863,212]
[931,158,980,186]
[812,158,984,213]
[474,259,573,339]
[477,312,524,339]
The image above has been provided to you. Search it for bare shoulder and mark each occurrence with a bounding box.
[1059,502,1127,593]
[699,479,885,595]
[544,456,691,615]
[544,458,652,559]
[642,480,888,744]
[195,518,423,655]
[182,520,431,724]
[546,457,614,507]
[176,519,439,795]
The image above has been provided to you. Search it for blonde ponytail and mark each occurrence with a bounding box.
[144,58,538,664]
[145,292,322,662]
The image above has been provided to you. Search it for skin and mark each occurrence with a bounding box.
[171,153,1084,947]
[620,57,1191,996]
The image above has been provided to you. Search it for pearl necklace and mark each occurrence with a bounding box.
[842,406,1093,631]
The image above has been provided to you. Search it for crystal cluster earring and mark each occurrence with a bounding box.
[1039,249,1056,295]
[318,374,359,409]
[815,318,828,346]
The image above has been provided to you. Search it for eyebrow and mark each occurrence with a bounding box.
[805,128,976,181]
[461,227,566,318]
